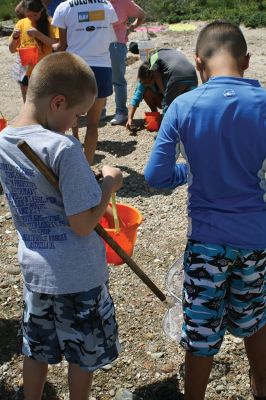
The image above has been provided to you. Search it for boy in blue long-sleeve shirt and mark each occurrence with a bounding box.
[145,21,266,400]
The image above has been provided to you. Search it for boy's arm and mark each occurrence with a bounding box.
[126,80,145,129]
[52,28,67,51]
[144,102,188,189]
[131,80,145,106]
[68,166,123,236]
[126,105,137,130]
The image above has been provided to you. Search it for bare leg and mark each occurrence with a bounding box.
[184,351,213,400]
[83,97,106,165]
[68,363,93,400]
[23,356,48,400]
[244,324,266,397]
[143,88,163,112]
[20,83,27,103]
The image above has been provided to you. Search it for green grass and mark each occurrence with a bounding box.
[137,0,266,28]
[1,0,266,27]
[0,0,19,21]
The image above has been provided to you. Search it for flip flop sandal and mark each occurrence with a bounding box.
[249,369,266,400]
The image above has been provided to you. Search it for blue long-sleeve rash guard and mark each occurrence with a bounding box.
[144,76,266,249]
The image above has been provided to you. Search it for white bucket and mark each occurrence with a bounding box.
[137,40,155,62]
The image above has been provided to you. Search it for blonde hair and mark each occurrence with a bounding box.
[27,52,98,106]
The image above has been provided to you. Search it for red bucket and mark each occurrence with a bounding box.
[0,118,7,132]
[144,111,162,131]
[100,203,143,265]
[18,46,38,66]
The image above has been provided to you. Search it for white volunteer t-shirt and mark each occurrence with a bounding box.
[52,0,118,67]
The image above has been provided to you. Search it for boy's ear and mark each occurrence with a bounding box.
[50,94,67,111]
[194,55,204,72]
[242,53,250,71]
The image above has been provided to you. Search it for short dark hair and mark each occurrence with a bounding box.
[27,52,97,106]
[138,62,153,80]
[196,21,247,60]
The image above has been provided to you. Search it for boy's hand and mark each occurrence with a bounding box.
[102,166,123,192]
[104,205,126,229]
[126,117,133,130]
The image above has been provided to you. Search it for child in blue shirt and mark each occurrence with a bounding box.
[0,52,122,400]
[145,21,266,400]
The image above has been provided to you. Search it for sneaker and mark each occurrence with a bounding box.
[110,113,128,125]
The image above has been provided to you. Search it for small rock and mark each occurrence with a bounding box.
[145,332,155,340]
[160,363,175,373]
[6,266,20,275]
[151,352,164,359]
[101,363,113,371]
[216,384,225,393]
[2,364,9,372]
[6,246,17,254]
[143,361,153,370]
[5,212,12,220]
[115,388,134,400]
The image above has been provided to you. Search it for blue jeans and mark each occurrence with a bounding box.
[110,42,128,115]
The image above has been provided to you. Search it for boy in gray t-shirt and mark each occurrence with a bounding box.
[0,52,123,400]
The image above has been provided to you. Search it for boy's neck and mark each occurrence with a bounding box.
[12,102,48,128]
[202,52,247,82]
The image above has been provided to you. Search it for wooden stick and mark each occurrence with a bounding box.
[17,140,59,190]
[17,140,167,303]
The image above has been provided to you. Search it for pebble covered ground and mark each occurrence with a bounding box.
[0,21,266,399]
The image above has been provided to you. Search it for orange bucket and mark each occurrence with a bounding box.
[18,46,38,66]
[144,111,162,131]
[0,118,7,132]
[100,203,143,265]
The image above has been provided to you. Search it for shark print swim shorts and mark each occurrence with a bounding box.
[180,240,266,356]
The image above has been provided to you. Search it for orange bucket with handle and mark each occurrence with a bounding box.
[18,46,38,66]
[100,203,143,265]
[144,111,162,131]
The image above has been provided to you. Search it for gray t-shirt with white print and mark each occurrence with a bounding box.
[0,125,108,294]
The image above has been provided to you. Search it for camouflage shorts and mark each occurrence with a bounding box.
[22,283,120,371]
